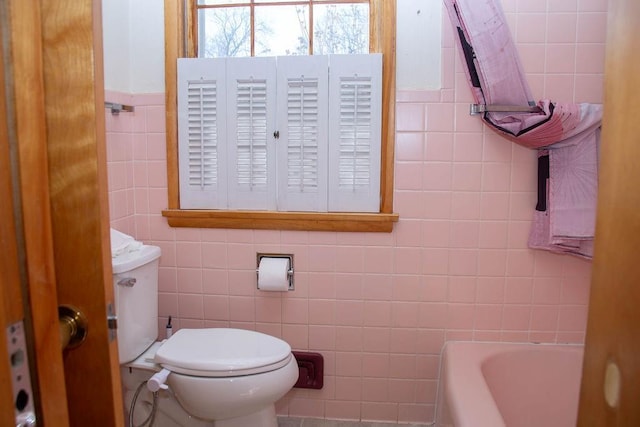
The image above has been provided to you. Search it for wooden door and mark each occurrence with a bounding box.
[2,0,124,425]
[40,0,125,424]
[578,0,640,425]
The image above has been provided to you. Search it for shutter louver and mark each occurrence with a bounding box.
[177,58,227,209]
[287,78,320,192]
[236,80,268,190]
[328,54,382,213]
[187,80,218,188]
[338,77,374,191]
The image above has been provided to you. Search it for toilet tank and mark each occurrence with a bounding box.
[112,245,161,364]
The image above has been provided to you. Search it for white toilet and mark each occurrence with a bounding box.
[113,242,298,427]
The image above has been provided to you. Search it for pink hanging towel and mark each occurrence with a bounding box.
[444,0,602,259]
[528,129,600,260]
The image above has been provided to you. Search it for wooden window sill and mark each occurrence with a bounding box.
[162,209,399,232]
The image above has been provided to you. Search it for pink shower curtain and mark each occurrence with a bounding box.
[444,0,602,259]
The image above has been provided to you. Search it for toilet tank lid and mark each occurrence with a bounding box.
[154,328,292,374]
[112,245,161,274]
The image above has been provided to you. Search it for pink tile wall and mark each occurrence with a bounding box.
[105,91,135,232]
[106,91,166,236]
[106,0,607,423]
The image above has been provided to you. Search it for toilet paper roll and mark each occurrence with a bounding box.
[257,257,291,291]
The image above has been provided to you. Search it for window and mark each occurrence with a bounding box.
[195,1,370,57]
[163,0,398,232]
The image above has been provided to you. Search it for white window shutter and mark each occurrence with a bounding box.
[276,55,329,212]
[327,54,382,213]
[226,57,278,210]
[177,58,228,209]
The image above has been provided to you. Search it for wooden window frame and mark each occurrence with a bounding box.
[162,0,398,232]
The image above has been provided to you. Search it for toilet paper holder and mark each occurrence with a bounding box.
[256,253,294,291]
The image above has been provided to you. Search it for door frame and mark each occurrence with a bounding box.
[0,9,28,424]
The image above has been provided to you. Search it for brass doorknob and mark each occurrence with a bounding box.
[59,305,88,350]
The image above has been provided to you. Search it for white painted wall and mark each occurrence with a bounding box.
[102,0,165,93]
[102,0,130,92]
[129,0,165,93]
[102,1,441,93]
[396,0,442,90]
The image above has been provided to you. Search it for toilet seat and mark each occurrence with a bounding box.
[154,328,293,377]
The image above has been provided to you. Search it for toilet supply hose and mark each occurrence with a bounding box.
[129,381,158,427]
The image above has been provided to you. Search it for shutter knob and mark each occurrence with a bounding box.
[273,130,280,139]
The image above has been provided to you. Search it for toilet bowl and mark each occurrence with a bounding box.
[121,328,298,427]
[154,328,298,427]
[112,232,298,427]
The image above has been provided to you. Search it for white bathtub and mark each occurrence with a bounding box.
[435,342,584,427]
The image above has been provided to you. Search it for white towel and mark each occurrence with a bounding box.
[110,228,142,258]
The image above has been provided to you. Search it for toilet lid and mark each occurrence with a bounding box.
[154,328,292,377]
